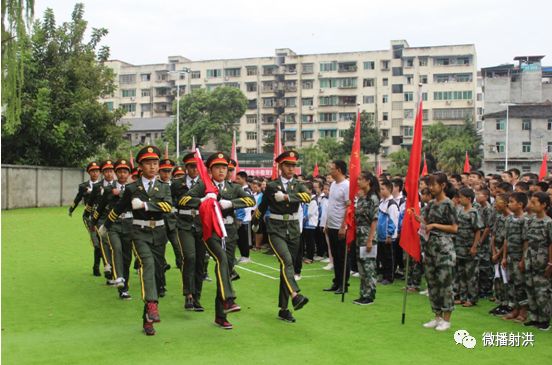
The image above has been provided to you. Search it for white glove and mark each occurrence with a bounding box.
[132,198,145,210]
[219,199,233,210]
[201,193,217,202]
[98,225,107,237]
[274,190,286,202]
[251,224,259,233]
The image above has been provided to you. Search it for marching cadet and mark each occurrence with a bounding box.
[179,152,256,329]
[172,165,185,178]
[88,160,117,281]
[172,153,206,312]
[252,151,311,323]
[99,146,173,336]
[68,161,103,276]
[226,159,237,182]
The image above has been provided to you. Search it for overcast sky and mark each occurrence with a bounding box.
[34,0,551,68]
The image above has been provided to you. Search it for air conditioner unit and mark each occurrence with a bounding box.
[445,100,452,105]
[467,100,473,105]
[224,76,230,81]
[309,106,313,110]
[130,97,135,101]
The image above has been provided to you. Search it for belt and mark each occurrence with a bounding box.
[120,212,133,219]
[223,216,234,224]
[178,209,199,216]
[269,213,300,221]
[133,219,165,228]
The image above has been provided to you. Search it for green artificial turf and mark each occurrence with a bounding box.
[2,207,551,364]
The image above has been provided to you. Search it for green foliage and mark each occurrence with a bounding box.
[387,148,410,176]
[164,86,247,154]
[340,111,385,156]
[1,3,125,167]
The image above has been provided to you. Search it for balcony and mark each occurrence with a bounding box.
[338,62,357,72]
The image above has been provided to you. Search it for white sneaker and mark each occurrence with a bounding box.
[352,272,360,278]
[435,320,451,331]
[321,258,330,263]
[238,257,251,264]
[323,263,334,271]
[419,289,429,296]
[104,264,112,273]
[294,274,302,281]
[423,317,442,329]
[114,277,125,288]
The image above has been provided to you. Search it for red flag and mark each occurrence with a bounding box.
[194,148,227,242]
[539,152,548,181]
[463,151,470,173]
[129,149,135,169]
[399,99,423,262]
[376,160,383,177]
[313,163,319,177]
[231,130,239,180]
[421,154,428,176]
[345,111,361,247]
[271,118,283,180]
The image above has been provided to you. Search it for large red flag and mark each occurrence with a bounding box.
[421,154,428,176]
[345,111,361,247]
[399,99,423,262]
[539,152,548,181]
[230,130,239,180]
[313,163,319,178]
[463,151,470,173]
[376,160,383,177]
[271,118,283,180]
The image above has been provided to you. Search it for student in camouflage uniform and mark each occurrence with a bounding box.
[476,189,494,298]
[523,192,552,330]
[502,192,529,322]
[454,188,483,307]
[179,152,256,329]
[100,145,173,336]
[407,188,431,291]
[352,172,380,305]
[489,194,512,315]
[252,151,311,323]
[417,173,458,332]
[68,161,102,276]
[93,159,133,299]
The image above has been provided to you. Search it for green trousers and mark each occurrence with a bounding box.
[204,235,235,318]
[131,226,167,302]
[267,231,300,310]
[106,222,132,291]
[177,228,206,298]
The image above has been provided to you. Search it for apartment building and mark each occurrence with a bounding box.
[103,40,478,164]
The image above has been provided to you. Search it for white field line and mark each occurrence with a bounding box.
[234,265,278,280]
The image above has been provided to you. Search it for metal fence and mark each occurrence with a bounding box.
[1,165,86,210]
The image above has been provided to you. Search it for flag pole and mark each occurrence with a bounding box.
[401,83,423,324]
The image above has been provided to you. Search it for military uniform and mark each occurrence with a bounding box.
[69,161,103,275]
[103,146,172,336]
[491,211,511,308]
[180,152,255,323]
[504,213,528,309]
[252,151,311,319]
[477,202,494,297]
[524,215,552,323]
[454,206,483,304]
[422,198,458,314]
[354,192,379,302]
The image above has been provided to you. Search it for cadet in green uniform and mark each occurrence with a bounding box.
[179,152,255,329]
[100,146,172,336]
[489,194,512,316]
[69,161,102,276]
[476,189,494,298]
[172,153,206,312]
[252,151,311,323]
[89,160,117,280]
[93,159,133,299]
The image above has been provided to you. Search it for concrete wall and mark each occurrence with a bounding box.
[1,165,85,210]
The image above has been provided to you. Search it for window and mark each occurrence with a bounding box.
[224,68,241,77]
[302,131,314,141]
[247,99,257,109]
[285,64,297,74]
[191,71,201,79]
[404,109,414,119]
[392,84,403,93]
[382,95,388,103]
[337,78,357,88]
[302,98,313,106]
[419,57,428,66]
[246,82,257,92]
[140,74,151,82]
[104,101,113,111]
[338,62,357,72]
[302,80,314,89]
[522,119,531,131]
[246,66,257,76]
[404,58,414,67]
[422,92,428,101]
[246,115,257,124]
[207,69,222,78]
[263,98,275,107]
[363,78,375,87]
[522,142,531,153]
[319,113,337,122]
[495,162,506,172]
[548,119,552,130]
[432,108,473,120]
[121,89,136,98]
[246,132,257,140]
[392,67,403,76]
[284,131,296,142]
[338,113,355,121]
[548,142,552,153]
[285,97,296,107]
[319,78,337,88]
[339,130,347,138]
[363,95,375,104]
[522,165,531,173]
[285,114,296,123]
[320,62,337,72]
[263,66,276,76]
[320,96,338,106]
[433,91,473,100]
[381,60,390,70]
[246,148,257,154]
[423,109,429,121]
[382,78,388,86]
[496,142,505,153]
[405,75,414,85]
[262,81,274,91]
[496,119,505,130]
[363,61,375,70]
[404,92,414,102]
[420,75,428,84]
[285,80,297,91]
[320,129,337,138]
[141,103,151,112]
[302,114,314,123]
[141,89,150,97]
[402,126,414,137]
[262,114,275,124]
[383,112,388,121]
[155,87,170,96]
[121,103,136,112]
[302,63,314,74]
[119,74,136,84]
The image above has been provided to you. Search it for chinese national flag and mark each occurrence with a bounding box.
[345,111,361,247]
[463,151,470,173]
[399,100,423,262]
[539,153,548,181]
[271,118,283,180]
[421,154,428,176]
[313,163,319,177]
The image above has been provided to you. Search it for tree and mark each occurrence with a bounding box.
[317,137,344,160]
[340,111,385,156]
[387,148,410,176]
[299,144,329,177]
[1,4,126,167]
[165,86,247,153]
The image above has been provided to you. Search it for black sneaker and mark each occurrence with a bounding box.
[334,287,348,295]
[523,320,539,327]
[158,287,166,298]
[292,294,309,311]
[184,297,194,311]
[488,305,501,315]
[323,285,338,292]
[119,291,132,300]
[193,300,205,312]
[353,297,374,306]
[93,267,101,276]
[231,273,241,281]
[278,309,296,323]
[536,321,550,331]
